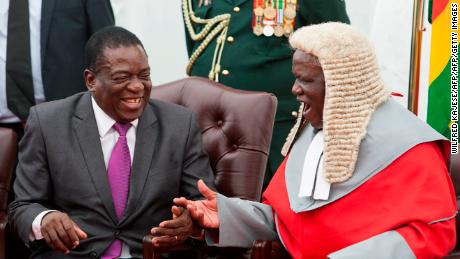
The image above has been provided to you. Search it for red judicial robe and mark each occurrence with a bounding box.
[263,142,457,258]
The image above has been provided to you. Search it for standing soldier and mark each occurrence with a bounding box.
[182,0,350,188]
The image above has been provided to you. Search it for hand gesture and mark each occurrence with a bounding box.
[41,211,87,254]
[150,206,200,247]
[173,179,219,229]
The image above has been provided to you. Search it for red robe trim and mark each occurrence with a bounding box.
[263,142,457,259]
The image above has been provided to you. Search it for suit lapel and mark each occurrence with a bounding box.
[40,0,56,63]
[72,93,117,224]
[121,104,158,224]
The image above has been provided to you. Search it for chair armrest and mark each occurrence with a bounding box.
[251,240,291,259]
[143,234,251,259]
[142,234,154,259]
[143,234,196,259]
[447,251,460,259]
[0,212,7,259]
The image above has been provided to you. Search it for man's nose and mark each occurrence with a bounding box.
[127,78,144,91]
[292,83,301,95]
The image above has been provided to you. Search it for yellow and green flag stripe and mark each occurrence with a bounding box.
[427,0,454,138]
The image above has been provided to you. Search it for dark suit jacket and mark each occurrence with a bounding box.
[8,92,215,258]
[41,0,114,101]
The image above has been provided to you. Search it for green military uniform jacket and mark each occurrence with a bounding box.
[184,0,350,188]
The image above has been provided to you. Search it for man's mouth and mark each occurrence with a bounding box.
[303,103,311,117]
[122,97,142,104]
[121,97,144,112]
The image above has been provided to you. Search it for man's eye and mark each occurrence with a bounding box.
[140,74,150,80]
[113,77,128,83]
[296,79,313,86]
[296,79,307,86]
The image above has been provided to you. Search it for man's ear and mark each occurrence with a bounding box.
[84,69,96,92]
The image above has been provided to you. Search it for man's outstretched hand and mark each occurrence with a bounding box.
[41,211,87,254]
[174,179,219,229]
[150,179,219,247]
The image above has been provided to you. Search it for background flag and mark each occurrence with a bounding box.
[427,0,453,138]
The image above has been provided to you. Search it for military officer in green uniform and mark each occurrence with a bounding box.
[182,0,350,189]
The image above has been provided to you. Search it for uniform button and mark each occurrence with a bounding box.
[227,36,234,43]
[232,144,238,149]
[217,120,223,126]
[233,6,240,12]
[291,111,298,118]
[114,230,121,237]
[222,69,230,76]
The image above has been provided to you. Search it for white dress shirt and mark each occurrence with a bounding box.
[0,0,45,123]
[31,97,138,258]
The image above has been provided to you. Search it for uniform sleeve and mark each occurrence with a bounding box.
[205,194,278,247]
[84,0,115,34]
[184,19,194,57]
[183,0,201,57]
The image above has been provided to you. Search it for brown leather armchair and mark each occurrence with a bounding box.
[251,240,291,259]
[142,77,277,259]
[0,127,18,259]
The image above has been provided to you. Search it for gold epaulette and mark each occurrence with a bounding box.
[182,0,231,82]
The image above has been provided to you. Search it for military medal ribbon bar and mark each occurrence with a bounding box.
[252,0,297,37]
[253,0,264,35]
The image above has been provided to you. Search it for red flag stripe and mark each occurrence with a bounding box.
[432,0,450,21]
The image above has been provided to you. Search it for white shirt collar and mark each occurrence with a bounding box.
[91,96,139,137]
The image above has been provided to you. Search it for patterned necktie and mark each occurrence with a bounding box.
[102,122,132,259]
[6,0,35,120]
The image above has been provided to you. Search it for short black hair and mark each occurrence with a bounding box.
[85,26,146,71]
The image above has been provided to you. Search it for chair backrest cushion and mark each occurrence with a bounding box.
[0,128,17,211]
[151,77,277,201]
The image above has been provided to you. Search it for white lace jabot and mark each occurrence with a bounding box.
[298,131,330,200]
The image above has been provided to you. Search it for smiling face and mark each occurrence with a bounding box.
[291,50,326,129]
[85,44,152,123]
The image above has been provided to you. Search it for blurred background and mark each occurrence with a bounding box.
[111,0,452,138]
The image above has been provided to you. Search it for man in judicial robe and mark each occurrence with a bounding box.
[157,22,457,258]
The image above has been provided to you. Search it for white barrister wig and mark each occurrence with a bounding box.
[282,22,390,183]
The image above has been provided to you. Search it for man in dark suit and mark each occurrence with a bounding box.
[0,0,114,135]
[3,2,114,258]
[8,26,214,259]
